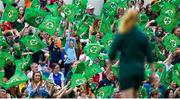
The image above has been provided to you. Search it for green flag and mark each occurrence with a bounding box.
[162,34,180,52]
[83,64,102,80]
[31,0,40,8]
[2,5,18,22]
[38,15,59,36]
[0,71,5,81]
[172,70,180,86]
[172,0,180,7]
[140,86,148,98]
[70,74,87,88]
[144,27,154,39]
[101,33,114,51]
[161,2,176,17]
[118,0,128,8]
[25,7,47,27]
[21,35,47,52]
[156,15,178,32]
[0,35,8,47]
[74,62,86,74]
[83,43,103,60]
[62,4,78,22]
[89,35,96,43]
[15,55,32,71]
[95,86,114,98]
[2,0,14,4]
[101,0,118,17]
[3,71,29,89]
[139,13,149,28]
[99,15,112,34]
[151,2,161,13]
[47,3,59,17]
[111,66,119,78]
[0,50,15,69]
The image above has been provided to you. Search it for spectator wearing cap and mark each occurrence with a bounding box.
[86,4,95,15]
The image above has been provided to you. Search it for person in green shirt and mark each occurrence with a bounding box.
[108,8,156,98]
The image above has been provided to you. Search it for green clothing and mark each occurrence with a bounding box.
[108,26,154,90]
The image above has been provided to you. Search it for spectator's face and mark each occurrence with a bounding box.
[32,63,38,72]
[19,7,24,14]
[174,28,180,37]
[53,65,60,73]
[34,72,41,82]
[169,90,174,98]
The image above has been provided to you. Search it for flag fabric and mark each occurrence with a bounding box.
[118,0,128,8]
[31,0,40,8]
[83,64,102,80]
[172,69,180,86]
[38,15,59,36]
[139,13,149,28]
[101,33,114,51]
[62,4,78,22]
[101,0,118,17]
[2,0,14,4]
[2,5,18,22]
[46,3,59,17]
[15,55,32,71]
[73,0,88,9]
[25,7,47,27]
[140,86,148,98]
[144,27,154,39]
[162,34,180,52]
[21,35,47,52]
[0,50,15,69]
[0,35,8,47]
[155,62,165,69]
[3,71,29,89]
[172,0,180,7]
[111,66,119,78]
[99,15,112,34]
[70,74,87,88]
[0,71,5,80]
[83,43,103,60]
[151,2,161,13]
[156,15,178,32]
[95,86,114,98]
[77,23,88,36]
[161,2,176,17]
[74,62,86,74]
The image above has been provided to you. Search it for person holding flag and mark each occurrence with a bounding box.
[108,8,156,98]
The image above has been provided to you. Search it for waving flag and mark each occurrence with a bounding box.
[62,4,78,22]
[2,5,18,22]
[25,7,47,27]
[15,55,32,71]
[38,15,59,36]
[21,35,47,52]
[163,34,180,52]
[31,0,40,8]
[101,33,114,51]
[0,50,15,69]
[70,74,87,88]
[2,0,14,4]
[161,2,176,17]
[95,86,114,98]
[47,3,59,17]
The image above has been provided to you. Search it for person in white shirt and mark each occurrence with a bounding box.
[27,62,40,79]
[48,63,65,89]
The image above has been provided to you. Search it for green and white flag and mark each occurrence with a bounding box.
[15,55,32,71]
[70,74,87,88]
[163,34,180,52]
[161,2,176,17]
[156,15,178,32]
[101,33,114,51]
[25,7,47,27]
[2,0,14,4]
[95,86,114,98]
[3,71,29,89]
[101,0,118,17]
[151,1,161,13]
[83,43,103,60]
[0,35,8,47]
[83,64,102,80]
[118,0,128,8]
[31,0,40,8]
[21,35,47,52]
[0,50,15,69]
[2,5,18,22]
[99,15,112,34]
[38,15,59,36]
[62,4,78,22]
[47,3,59,17]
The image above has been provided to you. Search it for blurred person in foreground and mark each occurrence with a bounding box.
[108,8,155,98]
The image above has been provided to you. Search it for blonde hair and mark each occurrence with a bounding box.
[118,8,139,34]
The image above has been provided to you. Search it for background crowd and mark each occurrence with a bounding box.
[0,0,179,98]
